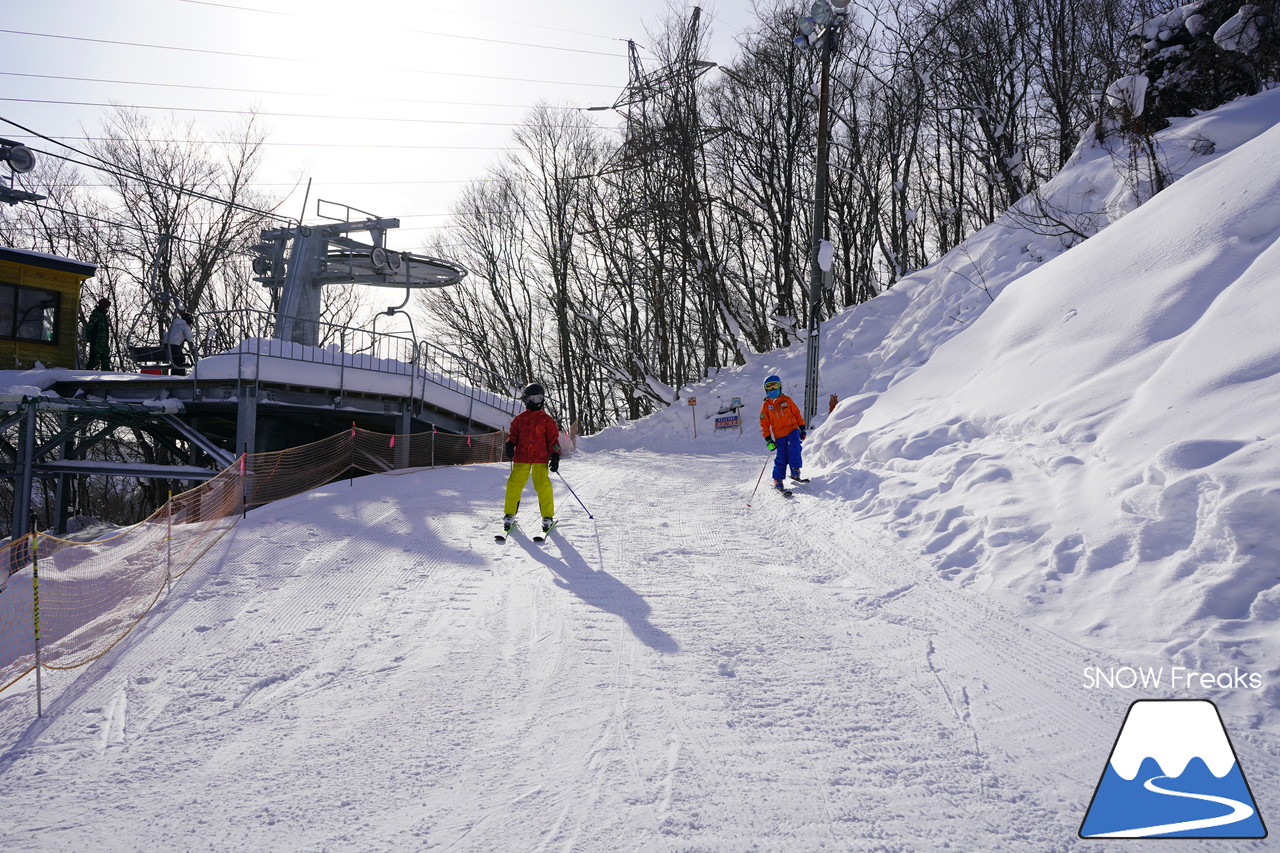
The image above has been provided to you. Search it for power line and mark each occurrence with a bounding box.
[12,204,466,256]
[0,114,294,225]
[178,0,637,46]
[0,71,573,111]
[1,134,524,150]
[0,28,622,89]
[20,203,263,259]
[174,0,630,58]
[39,180,498,187]
[0,96,616,131]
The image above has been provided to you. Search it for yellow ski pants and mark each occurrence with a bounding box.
[504,462,555,517]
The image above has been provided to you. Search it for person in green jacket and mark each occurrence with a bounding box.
[85,297,112,370]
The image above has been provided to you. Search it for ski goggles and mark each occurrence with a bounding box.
[523,393,544,404]
[764,381,782,392]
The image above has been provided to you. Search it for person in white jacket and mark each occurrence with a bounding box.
[166,311,195,375]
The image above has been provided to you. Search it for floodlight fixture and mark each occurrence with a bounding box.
[811,0,833,26]
[0,139,35,174]
[797,16,816,35]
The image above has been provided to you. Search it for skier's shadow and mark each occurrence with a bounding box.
[518,535,679,654]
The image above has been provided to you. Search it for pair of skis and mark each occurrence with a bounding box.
[775,476,810,499]
[494,520,557,545]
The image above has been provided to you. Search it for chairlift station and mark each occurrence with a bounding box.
[0,179,517,538]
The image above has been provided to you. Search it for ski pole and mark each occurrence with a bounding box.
[557,473,595,519]
[747,455,770,507]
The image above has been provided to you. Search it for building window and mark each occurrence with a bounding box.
[0,282,59,344]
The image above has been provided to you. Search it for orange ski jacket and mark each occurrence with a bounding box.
[508,409,561,463]
[760,393,805,439]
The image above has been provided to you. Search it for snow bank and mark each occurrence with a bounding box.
[807,88,1280,716]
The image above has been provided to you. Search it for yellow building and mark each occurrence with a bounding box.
[0,246,96,370]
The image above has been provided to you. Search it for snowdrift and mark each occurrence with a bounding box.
[587,88,1280,723]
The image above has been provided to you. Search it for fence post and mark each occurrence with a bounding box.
[31,530,42,718]
[166,489,173,594]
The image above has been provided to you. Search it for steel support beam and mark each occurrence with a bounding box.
[161,414,235,467]
[10,402,36,538]
[235,384,259,457]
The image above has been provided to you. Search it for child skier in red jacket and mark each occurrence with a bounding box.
[503,383,561,533]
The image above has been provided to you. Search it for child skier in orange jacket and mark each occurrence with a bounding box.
[760,374,807,490]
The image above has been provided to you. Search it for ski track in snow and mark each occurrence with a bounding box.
[0,452,1274,852]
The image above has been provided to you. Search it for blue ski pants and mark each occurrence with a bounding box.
[772,429,803,482]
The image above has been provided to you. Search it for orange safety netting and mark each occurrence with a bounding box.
[0,426,506,694]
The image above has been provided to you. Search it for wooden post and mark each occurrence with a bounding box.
[32,530,42,718]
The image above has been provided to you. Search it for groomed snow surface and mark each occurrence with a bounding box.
[0,456,1265,852]
[1,91,1279,849]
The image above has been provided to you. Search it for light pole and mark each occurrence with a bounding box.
[795,0,848,423]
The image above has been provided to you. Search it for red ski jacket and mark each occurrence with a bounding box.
[508,409,561,463]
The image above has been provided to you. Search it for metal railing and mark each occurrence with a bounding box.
[184,309,521,424]
[415,340,522,416]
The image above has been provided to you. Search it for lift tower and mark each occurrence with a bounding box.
[252,200,467,347]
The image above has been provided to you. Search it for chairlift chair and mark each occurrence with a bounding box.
[123,291,184,375]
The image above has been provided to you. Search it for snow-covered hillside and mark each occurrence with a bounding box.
[586,88,1280,728]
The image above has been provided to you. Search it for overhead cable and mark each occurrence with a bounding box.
[0,114,293,224]
[174,0,629,57]
[0,97,615,131]
[0,28,622,89]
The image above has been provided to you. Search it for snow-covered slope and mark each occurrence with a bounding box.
[4,455,1275,850]
[586,88,1280,726]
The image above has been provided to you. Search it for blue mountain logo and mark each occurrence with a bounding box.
[1080,699,1267,839]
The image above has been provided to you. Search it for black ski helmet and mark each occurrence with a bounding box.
[520,382,546,411]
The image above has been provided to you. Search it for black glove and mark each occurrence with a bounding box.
[503,441,515,461]
[765,438,777,452]
[548,453,560,473]
[799,428,807,441]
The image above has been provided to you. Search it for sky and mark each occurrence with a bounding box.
[0,0,760,257]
